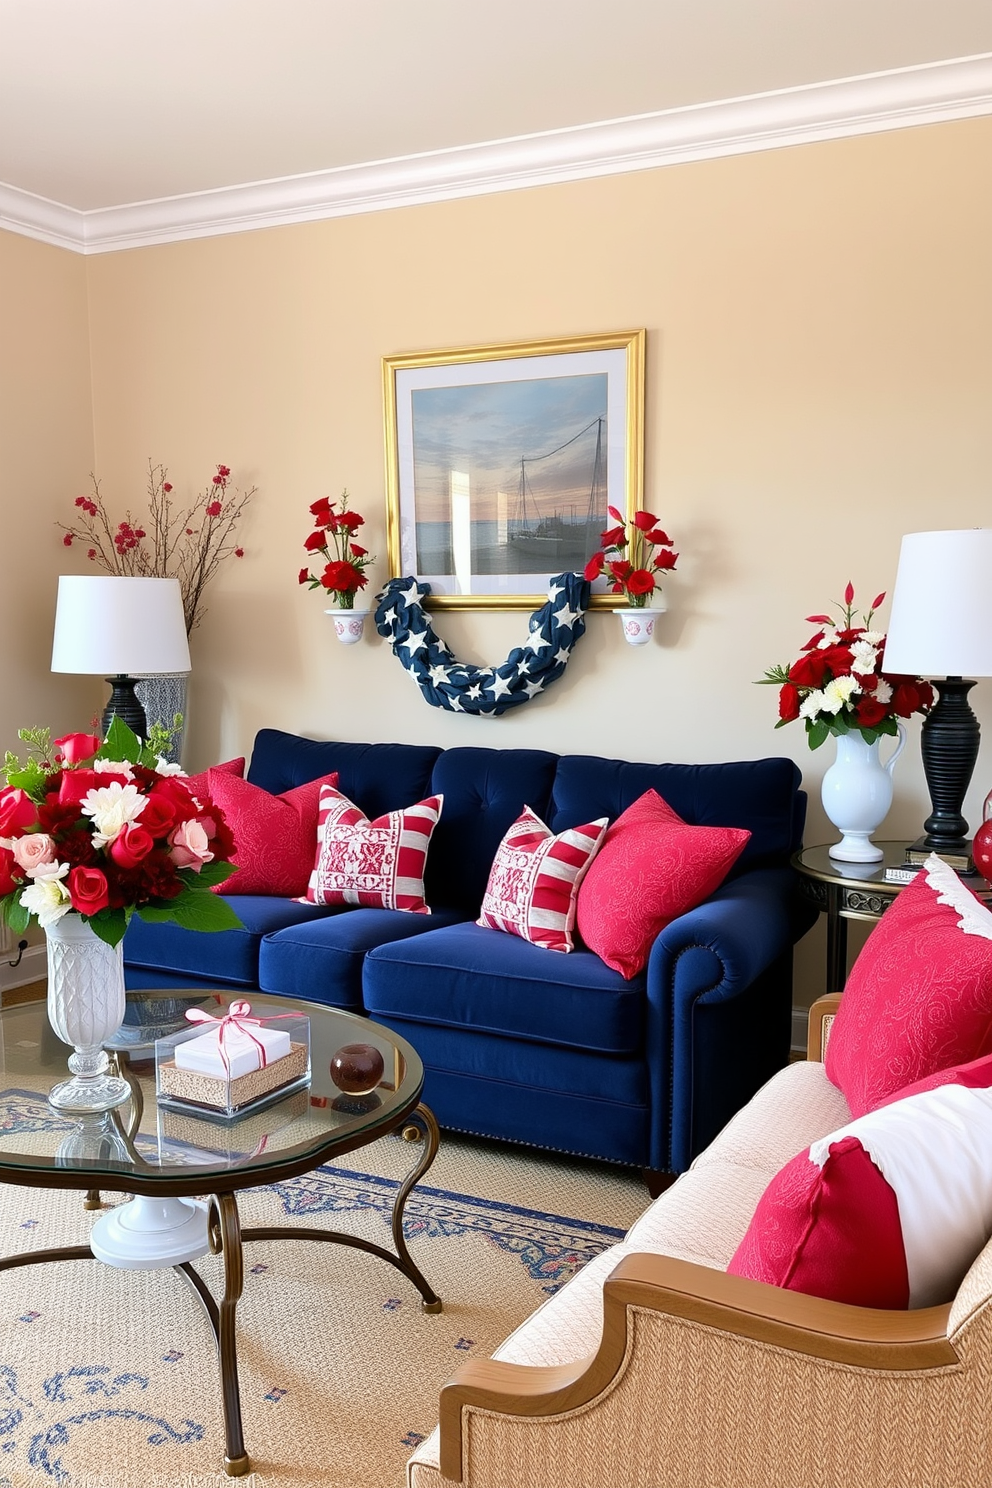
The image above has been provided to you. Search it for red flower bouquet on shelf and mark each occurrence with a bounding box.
[58,461,255,634]
[0,718,241,945]
[298,490,377,610]
[759,583,934,749]
[583,506,678,607]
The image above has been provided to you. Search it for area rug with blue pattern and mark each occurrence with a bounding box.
[0,1090,645,1488]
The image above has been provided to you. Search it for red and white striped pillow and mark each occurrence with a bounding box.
[303,785,443,914]
[477,806,608,953]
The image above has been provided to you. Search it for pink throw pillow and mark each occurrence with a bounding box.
[575,790,750,978]
[728,1063,992,1309]
[825,855,992,1117]
[304,784,443,914]
[205,768,339,897]
[477,806,608,954]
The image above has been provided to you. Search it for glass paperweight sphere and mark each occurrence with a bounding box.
[330,1042,385,1097]
[973,789,992,882]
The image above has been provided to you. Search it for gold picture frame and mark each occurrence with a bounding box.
[382,329,645,610]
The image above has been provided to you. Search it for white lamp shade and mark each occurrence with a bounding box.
[883,530,992,679]
[51,576,191,675]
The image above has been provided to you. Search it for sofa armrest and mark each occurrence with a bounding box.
[437,1253,957,1483]
[807,992,843,1062]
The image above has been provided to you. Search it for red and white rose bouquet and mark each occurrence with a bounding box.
[760,583,934,749]
[298,490,376,609]
[583,506,678,607]
[0,719,242,945]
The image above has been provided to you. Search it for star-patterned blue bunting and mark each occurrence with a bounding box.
[374,572,590,715]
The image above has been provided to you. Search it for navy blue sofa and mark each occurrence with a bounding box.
[124,729,813,1175]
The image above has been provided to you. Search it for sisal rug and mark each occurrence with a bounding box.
[0,1092,645,1488]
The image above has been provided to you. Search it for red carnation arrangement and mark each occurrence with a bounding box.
[760,582,934,749]
[583,506,678,607]
[0,720,241,945]
[298,490,377,610]
[58,461,254,634]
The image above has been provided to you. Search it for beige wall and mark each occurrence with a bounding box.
[24,115,992,1001]
[0,230,96,757]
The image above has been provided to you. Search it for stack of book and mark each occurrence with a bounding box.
[883,838,986,886]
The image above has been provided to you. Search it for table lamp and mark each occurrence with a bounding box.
[51,576,191,740]
[882,529,992,861]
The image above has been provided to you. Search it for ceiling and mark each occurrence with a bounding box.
[2,0,991,214]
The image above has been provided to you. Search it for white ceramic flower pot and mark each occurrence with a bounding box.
[821,722,907,862]
[326,608,370,645]
[617,605,664,646]
[45,913,130,1112]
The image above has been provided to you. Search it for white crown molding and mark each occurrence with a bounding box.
[2,53,990,255]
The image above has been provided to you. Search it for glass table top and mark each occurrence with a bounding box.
[0,989,423,1190]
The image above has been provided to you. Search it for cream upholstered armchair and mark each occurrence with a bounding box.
[407,996,992,1488]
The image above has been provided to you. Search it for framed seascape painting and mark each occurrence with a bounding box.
[382,329,645,610]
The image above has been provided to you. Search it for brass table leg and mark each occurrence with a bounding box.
[207,1194,251,1477]
[240,1101,443,1312]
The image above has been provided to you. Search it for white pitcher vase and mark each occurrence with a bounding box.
[45,913,130,1112]
[821,722,907,863]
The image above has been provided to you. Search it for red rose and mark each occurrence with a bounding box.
[631,510,660,531]
[583,552,606,580]
[303,530,328,552]
[335,511,364,533]
[139,793,177,838]
[309,497,334,526]
[67,865,109,916]
[890,681,928,718]
[778,684,801,722]
[644,528,672,547]
[599,525,626,548]
[349,543,367,558]
[855,697,887,727]
[608,560,632,581]
[800,630,826,652]
[818,644,854,675]
[146,778,199,827]
[298,568,310,585]
[110,822,155,869]
[58,769,127,806]
[0,788,38,836]
[53,732,101,765]
[0,845,18,896]
[788,652,830,688]
[321,560,365,594]
[626,569,656,596]
[652,548,678,571]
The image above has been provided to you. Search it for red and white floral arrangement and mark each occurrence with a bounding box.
[299,490,376,610]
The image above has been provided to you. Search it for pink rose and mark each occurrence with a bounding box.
[67,865,109,916]
[168,818,215,872]
[11,833,55,875]
[53,732,102,765]
[0,788,38,836]
[109,823,155,869]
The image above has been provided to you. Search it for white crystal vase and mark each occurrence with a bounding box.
[821,722,907,863]
[45,913,130,1112]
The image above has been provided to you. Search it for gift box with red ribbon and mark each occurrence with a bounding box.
[155,999,311,1120]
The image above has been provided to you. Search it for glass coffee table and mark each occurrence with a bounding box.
[0,988,442,1476]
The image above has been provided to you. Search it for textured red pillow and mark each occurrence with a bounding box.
[205,768,339,897]
[304,784,443,914]
[728,1067,992,1309]
[477,806,608,953]
[184,756,245,802]
[825,854,992,1117]
[575,790,750,978]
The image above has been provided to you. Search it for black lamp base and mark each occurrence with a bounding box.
[919,676,980,855]
[101,675,148,741]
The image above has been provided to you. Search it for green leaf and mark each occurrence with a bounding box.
[807,719,830,751]
[138,890,244,933]
[1,893,29,934]
[99,716,142,764]
[84,909,129,947]
[188,860,238,888]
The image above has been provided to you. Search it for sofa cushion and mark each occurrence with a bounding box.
[826,855,992,1117]
[576,790,750,978]
[123,894,331,987]
[246,729,442,821]
[728,1069,992,1309]
[425,747,560,913]
[304,785,443,913]
[184,756,245,798]
[363,921,645,1054]
[259,905,468,1011]
[549,754,804,871]
[477,807,607,953]
[205,767,339,896]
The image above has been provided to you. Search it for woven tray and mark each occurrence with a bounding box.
[157,1041,309,1115]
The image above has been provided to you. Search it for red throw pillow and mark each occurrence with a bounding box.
[728,1064,992,1309]
[575,790,750,978]
[205,768,339,897]
[184,756,245,801]
[825,854,992,1117]
[304,784,443,914]
[477,806,608,954]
